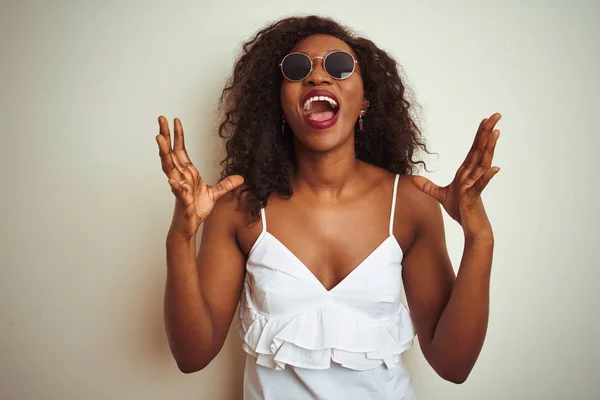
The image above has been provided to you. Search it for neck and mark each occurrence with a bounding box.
[292,139,361,202]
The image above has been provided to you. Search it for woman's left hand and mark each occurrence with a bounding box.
[412,113,501,236]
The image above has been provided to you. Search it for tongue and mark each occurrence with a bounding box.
[307,111,335,121]
[305,100,336,122]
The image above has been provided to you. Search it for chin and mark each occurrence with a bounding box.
[292,125,353,153]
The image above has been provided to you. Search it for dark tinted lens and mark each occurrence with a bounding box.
[281,53,311,81]
[324,51,355,79]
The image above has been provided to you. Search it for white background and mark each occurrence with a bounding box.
[1,1,598,399]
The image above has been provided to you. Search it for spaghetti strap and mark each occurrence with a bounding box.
[389,174,400,236]
[260,208,267,233]
[239,169,416,381]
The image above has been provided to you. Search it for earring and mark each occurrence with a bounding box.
[358,110,366,131]
[358,101,369,132]
[282,116,286,134]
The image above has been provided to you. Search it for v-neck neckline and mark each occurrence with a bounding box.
[258,232,400,293]
[247,174,402,293]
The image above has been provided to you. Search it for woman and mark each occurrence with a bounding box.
[156,15,500,400]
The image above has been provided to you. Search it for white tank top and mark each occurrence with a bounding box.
[237,174,417,399]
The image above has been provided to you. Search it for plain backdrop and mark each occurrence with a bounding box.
[1,1,598,399]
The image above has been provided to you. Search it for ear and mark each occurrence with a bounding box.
[360,98,370,116]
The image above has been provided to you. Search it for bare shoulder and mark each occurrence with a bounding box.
[356,164,439,218]
[206,183,264,256]
[357,162,398,192]
[204,184,251,232]
[389,173,445,256]
[396,174,441,220]
[360,164,437,210]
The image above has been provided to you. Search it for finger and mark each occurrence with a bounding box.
[156,134,181,180]
[483,112,502,133]
[158,116,172,149]
[171,118,203,183]
[173,119,201,180]
[157,116,182,179]
[461,118,488,166]
[173,118,194,166]
[479,129,500,170]
[470,166,500,194]
[466,128,501,180]
[170,147,188,175]
[208,175,245,203]
[411,176,445,204]
[464,113,502,170]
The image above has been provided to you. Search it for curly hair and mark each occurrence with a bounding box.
[218,15,428,222]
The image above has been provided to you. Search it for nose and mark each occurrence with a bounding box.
[304,56,331,86]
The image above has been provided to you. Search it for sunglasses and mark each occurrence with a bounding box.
[279,50,358,82]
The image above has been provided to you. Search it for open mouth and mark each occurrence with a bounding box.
[301,90,340,130]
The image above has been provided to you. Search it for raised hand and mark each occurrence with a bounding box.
[156,116,244,238]
[412,113,501,234]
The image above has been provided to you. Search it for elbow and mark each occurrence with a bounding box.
[167,338,217,374]
[425,348,475,384]
[437,367,471,384]
[178,365,203,374]
[443,373,468,385]
[172,349,215,374]
[176,359,209,374]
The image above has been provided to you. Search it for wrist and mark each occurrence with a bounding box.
[460,199,492,236]
[464,229,494,247]
[166,230,196,246]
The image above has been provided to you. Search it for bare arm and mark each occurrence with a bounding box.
[402,192,493,384]
[164,196,246,373]
[406,113,501,383]
[155,116,245,373]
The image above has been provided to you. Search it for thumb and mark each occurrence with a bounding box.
[411,176,444,203]
[209,175,245,202]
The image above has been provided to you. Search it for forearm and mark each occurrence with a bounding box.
[429,232,494,383]
[164,232,215,372]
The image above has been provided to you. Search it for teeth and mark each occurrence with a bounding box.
[303,95,339,111]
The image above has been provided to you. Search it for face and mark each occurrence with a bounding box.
[280,34,367,152]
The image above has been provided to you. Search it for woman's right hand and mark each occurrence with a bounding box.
[156,116,244,239]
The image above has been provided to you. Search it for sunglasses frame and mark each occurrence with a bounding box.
[279,50,358,82]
